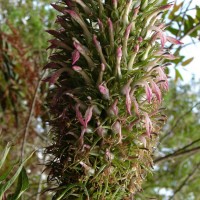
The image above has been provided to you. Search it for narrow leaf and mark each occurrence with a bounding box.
[175,69,183,82]
[182,57,194,66]
[0,143,11,169]
[0,151,34,199]
[8,168,29,200]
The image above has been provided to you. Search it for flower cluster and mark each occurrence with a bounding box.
[45,0,182,199]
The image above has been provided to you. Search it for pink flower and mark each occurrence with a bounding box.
[97,125,107,137]
[162,53,177,60]
[150,80,162,103]
[139,134,147,147]
[115,46,123,78]
[105,148,114,161]
[144,112,152,137]
[99,83,110,99]
[151,25,166,48]
[107,18,114,49]
[125,87,132,115]
[93,35,107,66]
[133,5,140,17]
[117,46,122,58]
[72,65,82,71]
[112,0,117,8]
[138,36,143,43]
[79,161,95,176]
[112,121,122,144]
[84,106,93,127]
[107,18,113,30]
[132,96,139,116]
[144,82,153,103]
[75,104,85,127]
[101,63,105,71]
[159,4,173,11]
[73,40,87,55]
[166,36,183,45]
[93,35,100,48]
[43,68,66,84]
[65,10,79,20]
[108,99,119,116]
[151,24,183,48]
[125,23,132,39]
[121,78,133,95]
[75,104,93,128]
[156,67,169,91]
[154,49,177,60]
[72,49,80,65]
[134,44,140,53]
[97,18,104,31]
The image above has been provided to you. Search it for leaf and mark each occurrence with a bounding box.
[0,165,16,183]
[8,168,29,200]
[173,2,183,13]
[57,183,84,200]
[0,151,34,199]
[168,2,183,19]
[0,143,11,169]
[175,69,183,82]
[187,15,195,26]
[182,57,194,66]
[167,27,179,36]
[196,6,200,20]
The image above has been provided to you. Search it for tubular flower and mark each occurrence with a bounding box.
[45,1,182,199]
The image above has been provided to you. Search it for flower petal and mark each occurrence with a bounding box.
[72,50,80,65]
[144,112,152,137]
[75,104,85,127]
[144,82,153,103]
[166,36,183,45]
[84,106,93,127]
[126,87,132,115]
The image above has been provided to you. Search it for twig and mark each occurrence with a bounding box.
[176,0,193,39]
[169,22,200,50]
[20,71,47,161]
[154,146,200,164]
[160,102,200,143]
[176,138,200,153]
[169,162,200,200]
[180,22,200,41]
[167,7,196,26]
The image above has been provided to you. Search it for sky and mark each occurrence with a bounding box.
[170,0,200,83]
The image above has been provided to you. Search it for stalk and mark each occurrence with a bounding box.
[45,1,182,199]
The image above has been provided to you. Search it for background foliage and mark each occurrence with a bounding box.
[0,0,200,199]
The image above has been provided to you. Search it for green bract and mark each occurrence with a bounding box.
[45,0,181,199]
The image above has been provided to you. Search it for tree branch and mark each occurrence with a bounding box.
[169,162,200,200]
[160,102,200,143]
[176,138,200,153]
[154,146,200,164]
[20,71,47,161]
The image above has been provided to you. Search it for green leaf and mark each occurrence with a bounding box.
[0,151,34,199]
[8,168,29,200]
[0,143,11,169]
[173,2,183,13]
[187,15,195,26]
[182,57,194,66]
[57,184,85,200]
[0,165,15,183]
[196,6,200,20]
[168,2,183,20]
[167,27,179,36]
[175,69,183,82]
